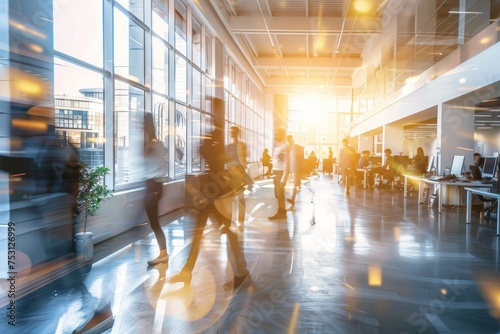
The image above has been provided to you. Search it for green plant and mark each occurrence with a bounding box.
[77,165,113,233]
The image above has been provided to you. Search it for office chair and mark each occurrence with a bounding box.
[478,194,498,219]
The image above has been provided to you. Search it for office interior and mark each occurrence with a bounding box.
[2,0,500,333]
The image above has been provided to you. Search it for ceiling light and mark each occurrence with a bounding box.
[477,126,493,129]
[448,10,483,15]
[475,115,492,117]
[354,0,372,13]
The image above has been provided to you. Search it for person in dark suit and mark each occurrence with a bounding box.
[168,127,249,291]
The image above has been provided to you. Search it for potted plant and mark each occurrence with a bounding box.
[75,165,113,262]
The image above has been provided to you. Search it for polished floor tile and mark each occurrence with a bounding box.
[3,176,500,333]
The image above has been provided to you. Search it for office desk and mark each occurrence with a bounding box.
[465,187,500,235]
[403,175,492,213]
[356,168,369,189]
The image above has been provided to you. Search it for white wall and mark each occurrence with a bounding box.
[86,181,185,244]
[475,129,500,156]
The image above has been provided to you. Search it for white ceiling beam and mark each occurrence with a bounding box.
[266,76,352,86]
[253,57,362,69]
[228,16,382,34]
[262,0,272,16]
[264,85,354,96]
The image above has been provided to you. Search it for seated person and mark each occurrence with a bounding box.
[304,151,319,176]
[367,148,396,190]
[357,150,371,169]
[355,150,371,188]
[261,148,273,176]
[412,147,427,175]
[473,153,483,167]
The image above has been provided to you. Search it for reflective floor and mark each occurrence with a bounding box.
[3,175,500,333]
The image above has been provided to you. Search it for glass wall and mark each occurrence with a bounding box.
[224,54,265,164]
[53,0,265,190]
[288,96,359,159]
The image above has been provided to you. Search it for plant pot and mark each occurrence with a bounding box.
[75,232,94,262]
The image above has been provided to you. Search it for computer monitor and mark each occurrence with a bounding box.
[450,155,465,176]
[427,155,436,173]
[481,156,498,179]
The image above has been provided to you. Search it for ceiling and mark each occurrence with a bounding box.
[208,0,387,95]
[208,0,500,96]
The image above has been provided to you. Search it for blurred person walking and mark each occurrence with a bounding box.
[143,113,169,266]
[268,127,289,220]
[168,127,249,290]
[286,134,304,206]
[227,126,253,225]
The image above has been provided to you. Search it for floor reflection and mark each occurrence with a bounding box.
[3,176,500,333]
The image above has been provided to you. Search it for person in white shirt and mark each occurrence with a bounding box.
[268,127,290,220]
[286,134,304,206]
[227,126,253,225]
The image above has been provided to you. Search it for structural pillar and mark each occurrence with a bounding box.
[436,103,475,175]
[273,94,288,130]
[383,124,404,163]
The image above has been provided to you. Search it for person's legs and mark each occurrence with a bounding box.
[145,180,168,265]
[276,172,286,211]
[289,172,301,204]
[168,209,210,283]
[367,167,384,188]
[273,171,281,199]
[237,192,245,223]
[269,171,286,219]
[218,210,249,290]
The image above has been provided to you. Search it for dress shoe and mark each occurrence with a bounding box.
[73,303,114,334]
[147,254,169,266]
[224,272,251,291]
[268,210,286,220]
[167,271,192,284]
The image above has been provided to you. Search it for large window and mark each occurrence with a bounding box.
[174,103,187,178]
[152,37,169,95]
[54,0,103,67]
[152,2,169,42]
[114,81,145,185]
[53,58,104,167]
[52,0,266,189]
[192,16,202,68]
[153,94,169,177]
[191,110,202,173]
[114,8,145,84]
[116,0,144,21]
[192,68,202,109]
[174,0,187,56]
[175,55,187,102]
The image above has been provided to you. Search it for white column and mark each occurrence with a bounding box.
[358,134,373,154]
[383,124,404,162]
[436,103,475,175]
